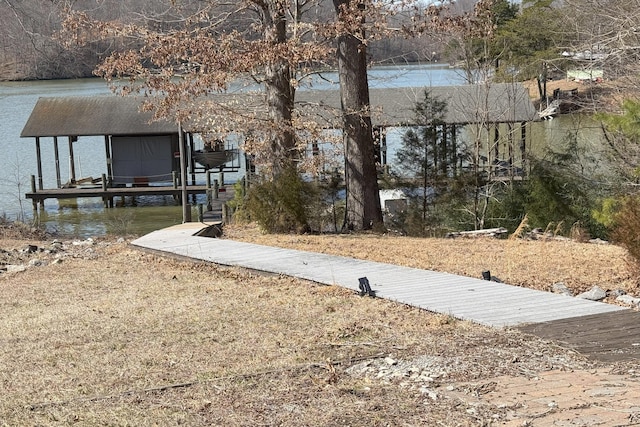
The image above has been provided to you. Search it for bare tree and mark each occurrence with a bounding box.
[0,0,151,79]
[60,0,462,231]
[62,1,333,171]
[327,0,458,231]
[0,0,64,79]
[561,0,640,107]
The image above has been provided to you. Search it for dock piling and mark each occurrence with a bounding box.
[206,171,212,211]
[222,203,229,224]
[101,174,109,208]
[30,175,38,212]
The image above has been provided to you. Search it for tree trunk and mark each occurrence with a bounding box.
[262,1,297,175]
[264,60,296,173]
[333,0,383,231]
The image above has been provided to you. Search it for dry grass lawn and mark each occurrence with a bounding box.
[1,224,639,426]
[224,224,640,297]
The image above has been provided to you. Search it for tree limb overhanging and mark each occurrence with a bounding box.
[57,0,469,231]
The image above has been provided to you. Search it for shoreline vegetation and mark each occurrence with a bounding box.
[0,67,588,95]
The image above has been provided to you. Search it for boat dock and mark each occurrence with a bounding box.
[26,175,235,219]
[26,184,220,204]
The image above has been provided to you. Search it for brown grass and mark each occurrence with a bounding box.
[522,78,582,98]
[0,225,636,425]
[224,224,640,297]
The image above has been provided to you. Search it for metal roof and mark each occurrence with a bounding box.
[20,96,178,137]
[21,83,537,138]
[296,83,538,127]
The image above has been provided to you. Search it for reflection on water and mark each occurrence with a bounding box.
[34,196,200,237]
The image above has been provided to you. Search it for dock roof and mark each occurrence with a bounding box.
[21,83,537,138]
[297,83,538,127]
[20,96,177,138]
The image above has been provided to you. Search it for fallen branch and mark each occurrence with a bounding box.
[328,339,389,347]
[328,340,407,351]
[446,228,508,239]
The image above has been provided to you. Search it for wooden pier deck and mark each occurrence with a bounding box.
[26,185,220,202]
[25,185,235,215]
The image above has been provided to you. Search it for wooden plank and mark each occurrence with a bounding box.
[519,310,640,362]
[25,185,234,203]
[132,226,627,331]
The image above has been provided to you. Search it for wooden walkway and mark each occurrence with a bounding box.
[519,310,640,363]
[131,224,626,332]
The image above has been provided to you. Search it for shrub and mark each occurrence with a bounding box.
[241,167,315,233]
[0,215,50,240]
[307,170,345,233]
[514,145,606,239]
[484,181,528,233]
[227,179,249,223]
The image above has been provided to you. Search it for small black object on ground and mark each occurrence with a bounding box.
[358,277,376,297]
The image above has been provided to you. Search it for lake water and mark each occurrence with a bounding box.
[0,64,604,237]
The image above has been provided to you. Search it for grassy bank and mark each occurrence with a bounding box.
[0,227,637,425]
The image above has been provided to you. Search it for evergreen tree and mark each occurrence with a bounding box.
[492,0,565,83]
[394,90,472,235]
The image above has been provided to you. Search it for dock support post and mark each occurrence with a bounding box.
[30,175,38,212]
[68,136,77,184]
[218,171,224,186]
[53,136,62,188]
[508,122,514,178]
[101,173,109,208]
[197,204,204,222]
[35,137,44,190]
[213,179,219,200]
[222,203,229,224]
[494,125,500,159]
[206,171,212,211]
[178,123,191,223]
[520,122,527,176]
[188,133,196,186]
[104,135,113,184]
